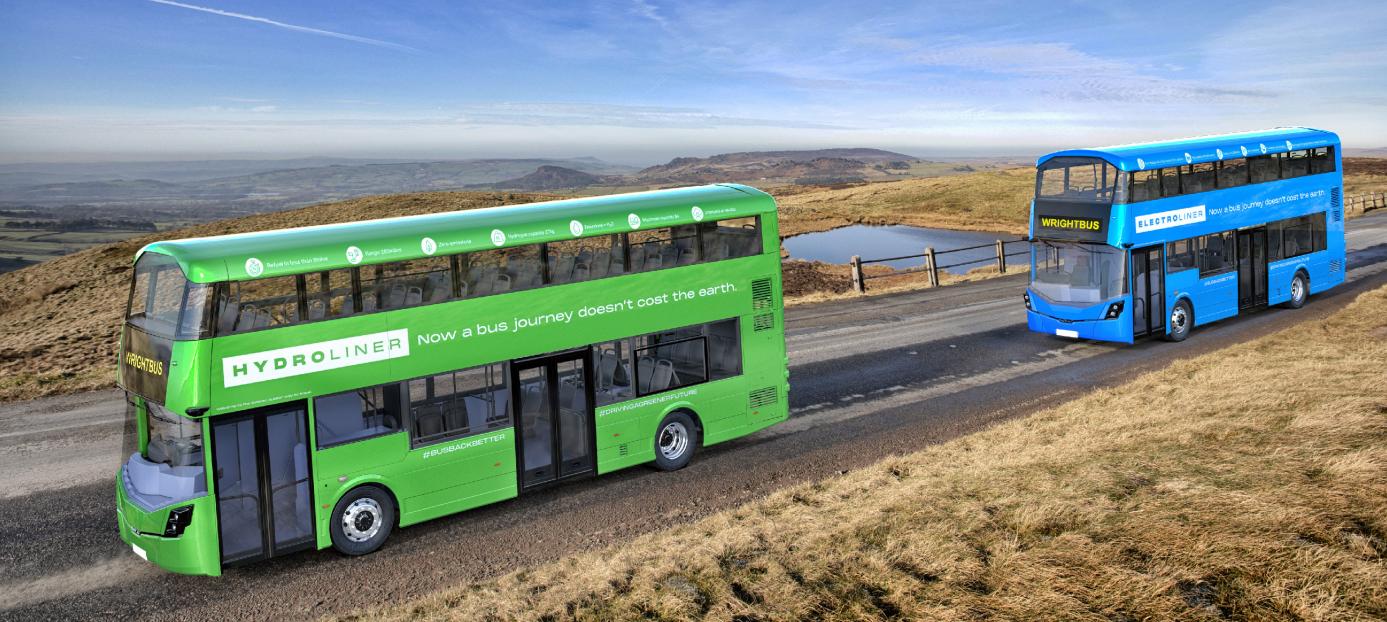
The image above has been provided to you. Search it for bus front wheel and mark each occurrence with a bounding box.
[330,485,395,556]
[652,411,698,471]
[1165,300,1192,342]
[1283,273,1308,309]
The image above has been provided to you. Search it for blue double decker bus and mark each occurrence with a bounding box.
[1024,128,1346,343]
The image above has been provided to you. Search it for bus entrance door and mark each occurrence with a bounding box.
[513,350,596,489]
[1131,246,1165,338]
[211,404,315,566]
[1237,227,1268,309]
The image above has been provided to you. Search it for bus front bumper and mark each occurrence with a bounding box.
[116,470,222,576]
[1026,309,1131,343]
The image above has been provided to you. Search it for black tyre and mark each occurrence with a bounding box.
[1165,299,1192,342]
[652,411,698,471]
[330,485,395,556]
[1283,272,1308,309]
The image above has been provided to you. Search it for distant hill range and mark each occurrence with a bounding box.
[474,148,933,191]
[0,148,1013,220]
[0,157,634,208]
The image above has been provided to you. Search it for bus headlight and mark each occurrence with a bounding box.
[1023,292,1032,310]
[1104,301,1124,319]
[164,505,194,537]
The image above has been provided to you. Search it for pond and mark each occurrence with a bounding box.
[782,225,1018,275]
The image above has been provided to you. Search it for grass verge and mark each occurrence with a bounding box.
[354,285,1387,621]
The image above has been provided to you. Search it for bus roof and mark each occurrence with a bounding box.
[141,183,775,283]
[1037,127,1340,173]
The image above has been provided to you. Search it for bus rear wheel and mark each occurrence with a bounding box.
[1283,273,1308,309]
[653,411,698,471]
[330,485,395,556]
[1165,300,1192,342]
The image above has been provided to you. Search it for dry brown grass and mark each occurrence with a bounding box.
[781,259,1029,306]
[1344,158,1387,196]
[775,168,1036,237]
[353,285,1387,621]
[0,191,556,402]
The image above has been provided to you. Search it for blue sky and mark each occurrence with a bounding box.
[0,0,1384,163]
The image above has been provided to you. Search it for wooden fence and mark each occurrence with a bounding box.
[845,192,1387,294]
[1347,191,1386,216]
[849,238,1028,293]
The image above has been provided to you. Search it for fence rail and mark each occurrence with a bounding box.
[849,238,1027,292]
[844,192,1387,294]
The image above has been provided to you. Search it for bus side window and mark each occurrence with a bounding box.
[407,363,508,448]
[706,318,742,380]
[545,234,628,284]
[1311,212,1327,252]
[1217,159,1249,189]
[1198,231,1235,277]
[315,384,403,449]
[632,325,706,395]
[1128,170,1159,203]
[629,226,698,273]
[1283,215,1314,258]
[1166,238,1197,272]
[223,275,301,333]
[593,339,633,406]
[1249,155,1279,184]
[1159,167,1181,198]
[459,246,543,297]
[303,269,355,321]
[1185,163,1216,194]
[700,217,762,260]
[1283,150,1311,178]
[1267,220,1283,261]
[375,257,453,309]
[1309,147,1335,174]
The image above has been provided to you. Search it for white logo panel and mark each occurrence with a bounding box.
[244,257,264,277]
[222,329,410,388]
[1134,205,1206,234]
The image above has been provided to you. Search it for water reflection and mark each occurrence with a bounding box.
[782,225,1013,275]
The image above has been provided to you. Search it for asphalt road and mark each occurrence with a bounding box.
[4,211,1387,621]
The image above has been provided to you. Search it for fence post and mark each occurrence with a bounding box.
[850,255,865,294]
[924,247,939,287]
[995,239,1006,273]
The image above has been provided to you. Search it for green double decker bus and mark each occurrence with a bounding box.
[115,184,789,576]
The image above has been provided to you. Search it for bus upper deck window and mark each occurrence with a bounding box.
[126,252,212,340]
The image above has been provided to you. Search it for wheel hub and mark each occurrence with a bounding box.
[658,421,689,460]
[342,498,383,543]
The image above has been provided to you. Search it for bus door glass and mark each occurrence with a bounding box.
[513,350,595,489]
[1237,228,1268,309]
[212,404,314,565]
[1131,246,1165,337]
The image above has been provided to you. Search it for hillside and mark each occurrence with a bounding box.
[635,148,928,186]
[483,165,610,191]
[0,191,557,402]
[775,167,1036,236]
[363,283,1387,621]
[1344,157,1387,194]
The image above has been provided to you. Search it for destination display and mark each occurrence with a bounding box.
[1032,199,1110,242]
[119,325,171,403]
